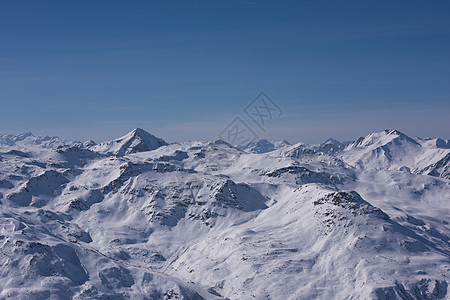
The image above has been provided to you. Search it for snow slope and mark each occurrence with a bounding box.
[0,128,448,299]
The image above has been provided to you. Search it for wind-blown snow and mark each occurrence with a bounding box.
[0,128,448,299]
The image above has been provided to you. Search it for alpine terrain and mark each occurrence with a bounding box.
[0,128,448,299]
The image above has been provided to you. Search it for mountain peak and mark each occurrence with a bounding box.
[93,128,167,156]
[18,132,35,139]
[383,129,420,145]
[130,128,147,137]
[321,138,342,147]
[120,128,154,140]
[347,129,420,150]
[275,139,291,147]
[241,139,275,153]
[241,138,292,154]
[383,129,407,137]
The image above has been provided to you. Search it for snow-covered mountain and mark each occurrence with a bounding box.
[90,128,168,156]
[0,128,448,299]
[338,129,450,179]
[318,138,348,154]
[0,132,73,150]
[240,139,291,153]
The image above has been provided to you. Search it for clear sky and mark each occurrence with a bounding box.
[1,0,449,144]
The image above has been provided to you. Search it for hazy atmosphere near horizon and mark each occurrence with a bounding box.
[1,0,449,144]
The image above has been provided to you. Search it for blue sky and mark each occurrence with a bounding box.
[1,0,449,143]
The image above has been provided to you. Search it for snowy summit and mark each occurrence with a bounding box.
[91,128,168,156]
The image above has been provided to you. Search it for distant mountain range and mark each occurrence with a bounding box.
[0,128,448,299]
[239,129,450,180]
[0,132,73,149]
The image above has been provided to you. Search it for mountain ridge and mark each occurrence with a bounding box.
[0,127,448,298]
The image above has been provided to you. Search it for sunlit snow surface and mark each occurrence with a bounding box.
[0,129,448,299]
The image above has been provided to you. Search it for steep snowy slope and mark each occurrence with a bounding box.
[415,138,450,179]
[419,152,450,179]
[0,128,448,299]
